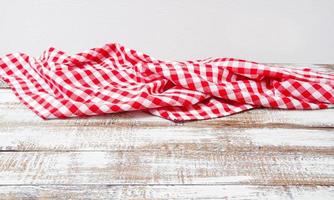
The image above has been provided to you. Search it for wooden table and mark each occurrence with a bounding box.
[0,64,333,199]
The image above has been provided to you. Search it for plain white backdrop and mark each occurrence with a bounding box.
[0,0,333,63]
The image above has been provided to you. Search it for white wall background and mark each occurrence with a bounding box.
[0,0,333,63]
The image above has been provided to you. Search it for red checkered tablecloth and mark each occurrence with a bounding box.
[1,43,333,121]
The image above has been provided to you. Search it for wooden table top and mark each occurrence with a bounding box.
[0,64,333,199]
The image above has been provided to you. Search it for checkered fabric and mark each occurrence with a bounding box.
[0,43,333,121]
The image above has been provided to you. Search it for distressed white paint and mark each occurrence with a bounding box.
[0,126,333,151]
[243,128,334,147]
[0,185,332,200]
[0,151,333,185]
[0,64,333,198]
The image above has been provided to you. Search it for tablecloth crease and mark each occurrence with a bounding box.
[1,43,333,121]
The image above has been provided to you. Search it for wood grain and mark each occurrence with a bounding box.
[0,125,333,152]
[0,151,333,185]
[0,63,333,198]
[0,185,333,200]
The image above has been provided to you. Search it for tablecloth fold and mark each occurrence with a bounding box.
[1,43,333,121]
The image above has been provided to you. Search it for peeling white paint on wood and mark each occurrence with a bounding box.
[0,63,333,199]
[0,151,333,185]
[0,185,333,200]
[0,126,333,151]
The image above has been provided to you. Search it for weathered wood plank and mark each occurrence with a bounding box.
[0,125,333,152]
[0,63,333,191]
[0,151,332,185]
[0,185,332,200]
[1,89,334,128]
